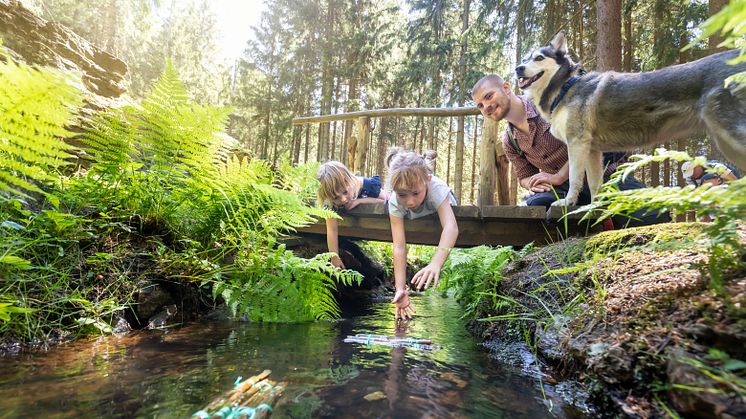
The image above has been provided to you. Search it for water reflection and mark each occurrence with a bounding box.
[0,294,582,418]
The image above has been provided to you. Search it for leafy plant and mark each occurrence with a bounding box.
[584,149,745,295]
[212,246,361,322]
[0,54,82,203]
[685,0,746,85]
[439,246,516,319]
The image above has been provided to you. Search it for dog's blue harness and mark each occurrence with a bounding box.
[550,76,581,113]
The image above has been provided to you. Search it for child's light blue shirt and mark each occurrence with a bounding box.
[388,176,457,219]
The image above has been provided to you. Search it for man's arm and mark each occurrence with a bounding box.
[526,161,569,191]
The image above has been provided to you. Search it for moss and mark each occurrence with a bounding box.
[584,222,708,258]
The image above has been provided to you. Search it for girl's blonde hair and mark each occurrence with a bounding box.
[316,161,358,205]
[385,147,437,191]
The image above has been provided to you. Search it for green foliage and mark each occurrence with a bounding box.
[687,0,746,85]
[277,159,321,203]
[212,246,361,322]
[585,149,745,295]
[670,351,746,400]
[439,246,516,319]
[0,57,82,202]
[1,57,361,346]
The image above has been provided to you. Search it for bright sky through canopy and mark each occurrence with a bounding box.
[213,0,266,60]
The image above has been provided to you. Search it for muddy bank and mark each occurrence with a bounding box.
[472,223,745,418]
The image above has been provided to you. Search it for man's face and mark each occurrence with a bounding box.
[473,80,511,121]
[692,165,705,180]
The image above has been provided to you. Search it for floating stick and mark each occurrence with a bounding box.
[192,370,285,418]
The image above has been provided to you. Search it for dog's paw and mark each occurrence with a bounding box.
[552,198,575,207]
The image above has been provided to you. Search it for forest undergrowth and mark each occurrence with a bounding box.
[0,50,361,348]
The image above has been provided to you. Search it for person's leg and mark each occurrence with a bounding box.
[611,176,671,227]
[524,182,569,208]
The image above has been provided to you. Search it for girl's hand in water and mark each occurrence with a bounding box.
[391,289,415,322]
[412,263,441,291]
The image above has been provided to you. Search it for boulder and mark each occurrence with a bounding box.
[0,0,128,112]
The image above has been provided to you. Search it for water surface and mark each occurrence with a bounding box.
[0,294,583,418]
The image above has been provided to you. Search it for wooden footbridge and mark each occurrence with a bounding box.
[292,107,601,247]
[296,203,601,247]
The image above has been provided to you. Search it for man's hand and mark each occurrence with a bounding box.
[528,172,563,193]
[392,289,415,322]
[412,263,441,291]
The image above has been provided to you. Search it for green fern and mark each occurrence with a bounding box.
[440,246,516,319]
[587,149,745,295]
[136,61,231,182]
[212,246,361,322]
[0,58,82,201]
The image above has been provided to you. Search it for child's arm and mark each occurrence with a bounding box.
[325,218,345,269]
[345,196,386,210]
[390,214,415,321]
[411,200,458,291]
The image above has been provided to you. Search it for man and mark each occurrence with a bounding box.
[471,74,668,226]
[681,160,740,187]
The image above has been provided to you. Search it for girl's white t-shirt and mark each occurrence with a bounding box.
[388,176,457,219]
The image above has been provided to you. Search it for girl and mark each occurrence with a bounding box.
[386,148,459,321]
[317,161,388,269]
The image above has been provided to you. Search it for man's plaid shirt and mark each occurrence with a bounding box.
[503,96,624,180]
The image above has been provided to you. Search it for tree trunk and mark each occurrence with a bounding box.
[622,3,633,72]
[478,117,498,207]
[304,124,310,164]
[377,117,390,176]
[318,0,335,160]
[470,117,478,203]
[446,118,453,184]
[453,0,470,203]
[709,0,728,52]
[343,77,359,165]
[455,116,465,202]
[597,0,622,71]
[354,117,370,174]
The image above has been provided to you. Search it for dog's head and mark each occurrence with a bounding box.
[515,31,573,94]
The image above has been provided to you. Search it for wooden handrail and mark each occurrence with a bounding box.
[292,106,480,125]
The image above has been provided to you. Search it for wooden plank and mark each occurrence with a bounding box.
[292,107,481,125]
[295,204,601,247]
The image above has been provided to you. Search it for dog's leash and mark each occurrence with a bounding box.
[550,70,586,113]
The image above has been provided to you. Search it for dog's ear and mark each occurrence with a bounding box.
[549,31,568,55]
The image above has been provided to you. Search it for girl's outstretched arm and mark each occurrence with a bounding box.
[390,214,415,321]
[325,217,345,269]
[344,196,386,210]
[411,201,458,291]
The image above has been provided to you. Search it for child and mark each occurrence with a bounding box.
[386,148,459,322]
[317,161,388,269]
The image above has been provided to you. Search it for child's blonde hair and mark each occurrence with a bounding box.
[386,147,437,192]
[316,161,358,205]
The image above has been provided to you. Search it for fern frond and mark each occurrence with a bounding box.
[0,59,82,198]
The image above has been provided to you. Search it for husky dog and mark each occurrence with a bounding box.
[516,31,746,206]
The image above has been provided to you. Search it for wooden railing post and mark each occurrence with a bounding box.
[495,124,510,205]
[354,117,370,174]
[478,117,497,207]
[347,131,358,172]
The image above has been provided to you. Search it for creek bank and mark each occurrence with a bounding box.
[0,218,384,354]
[471,223,745,418]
